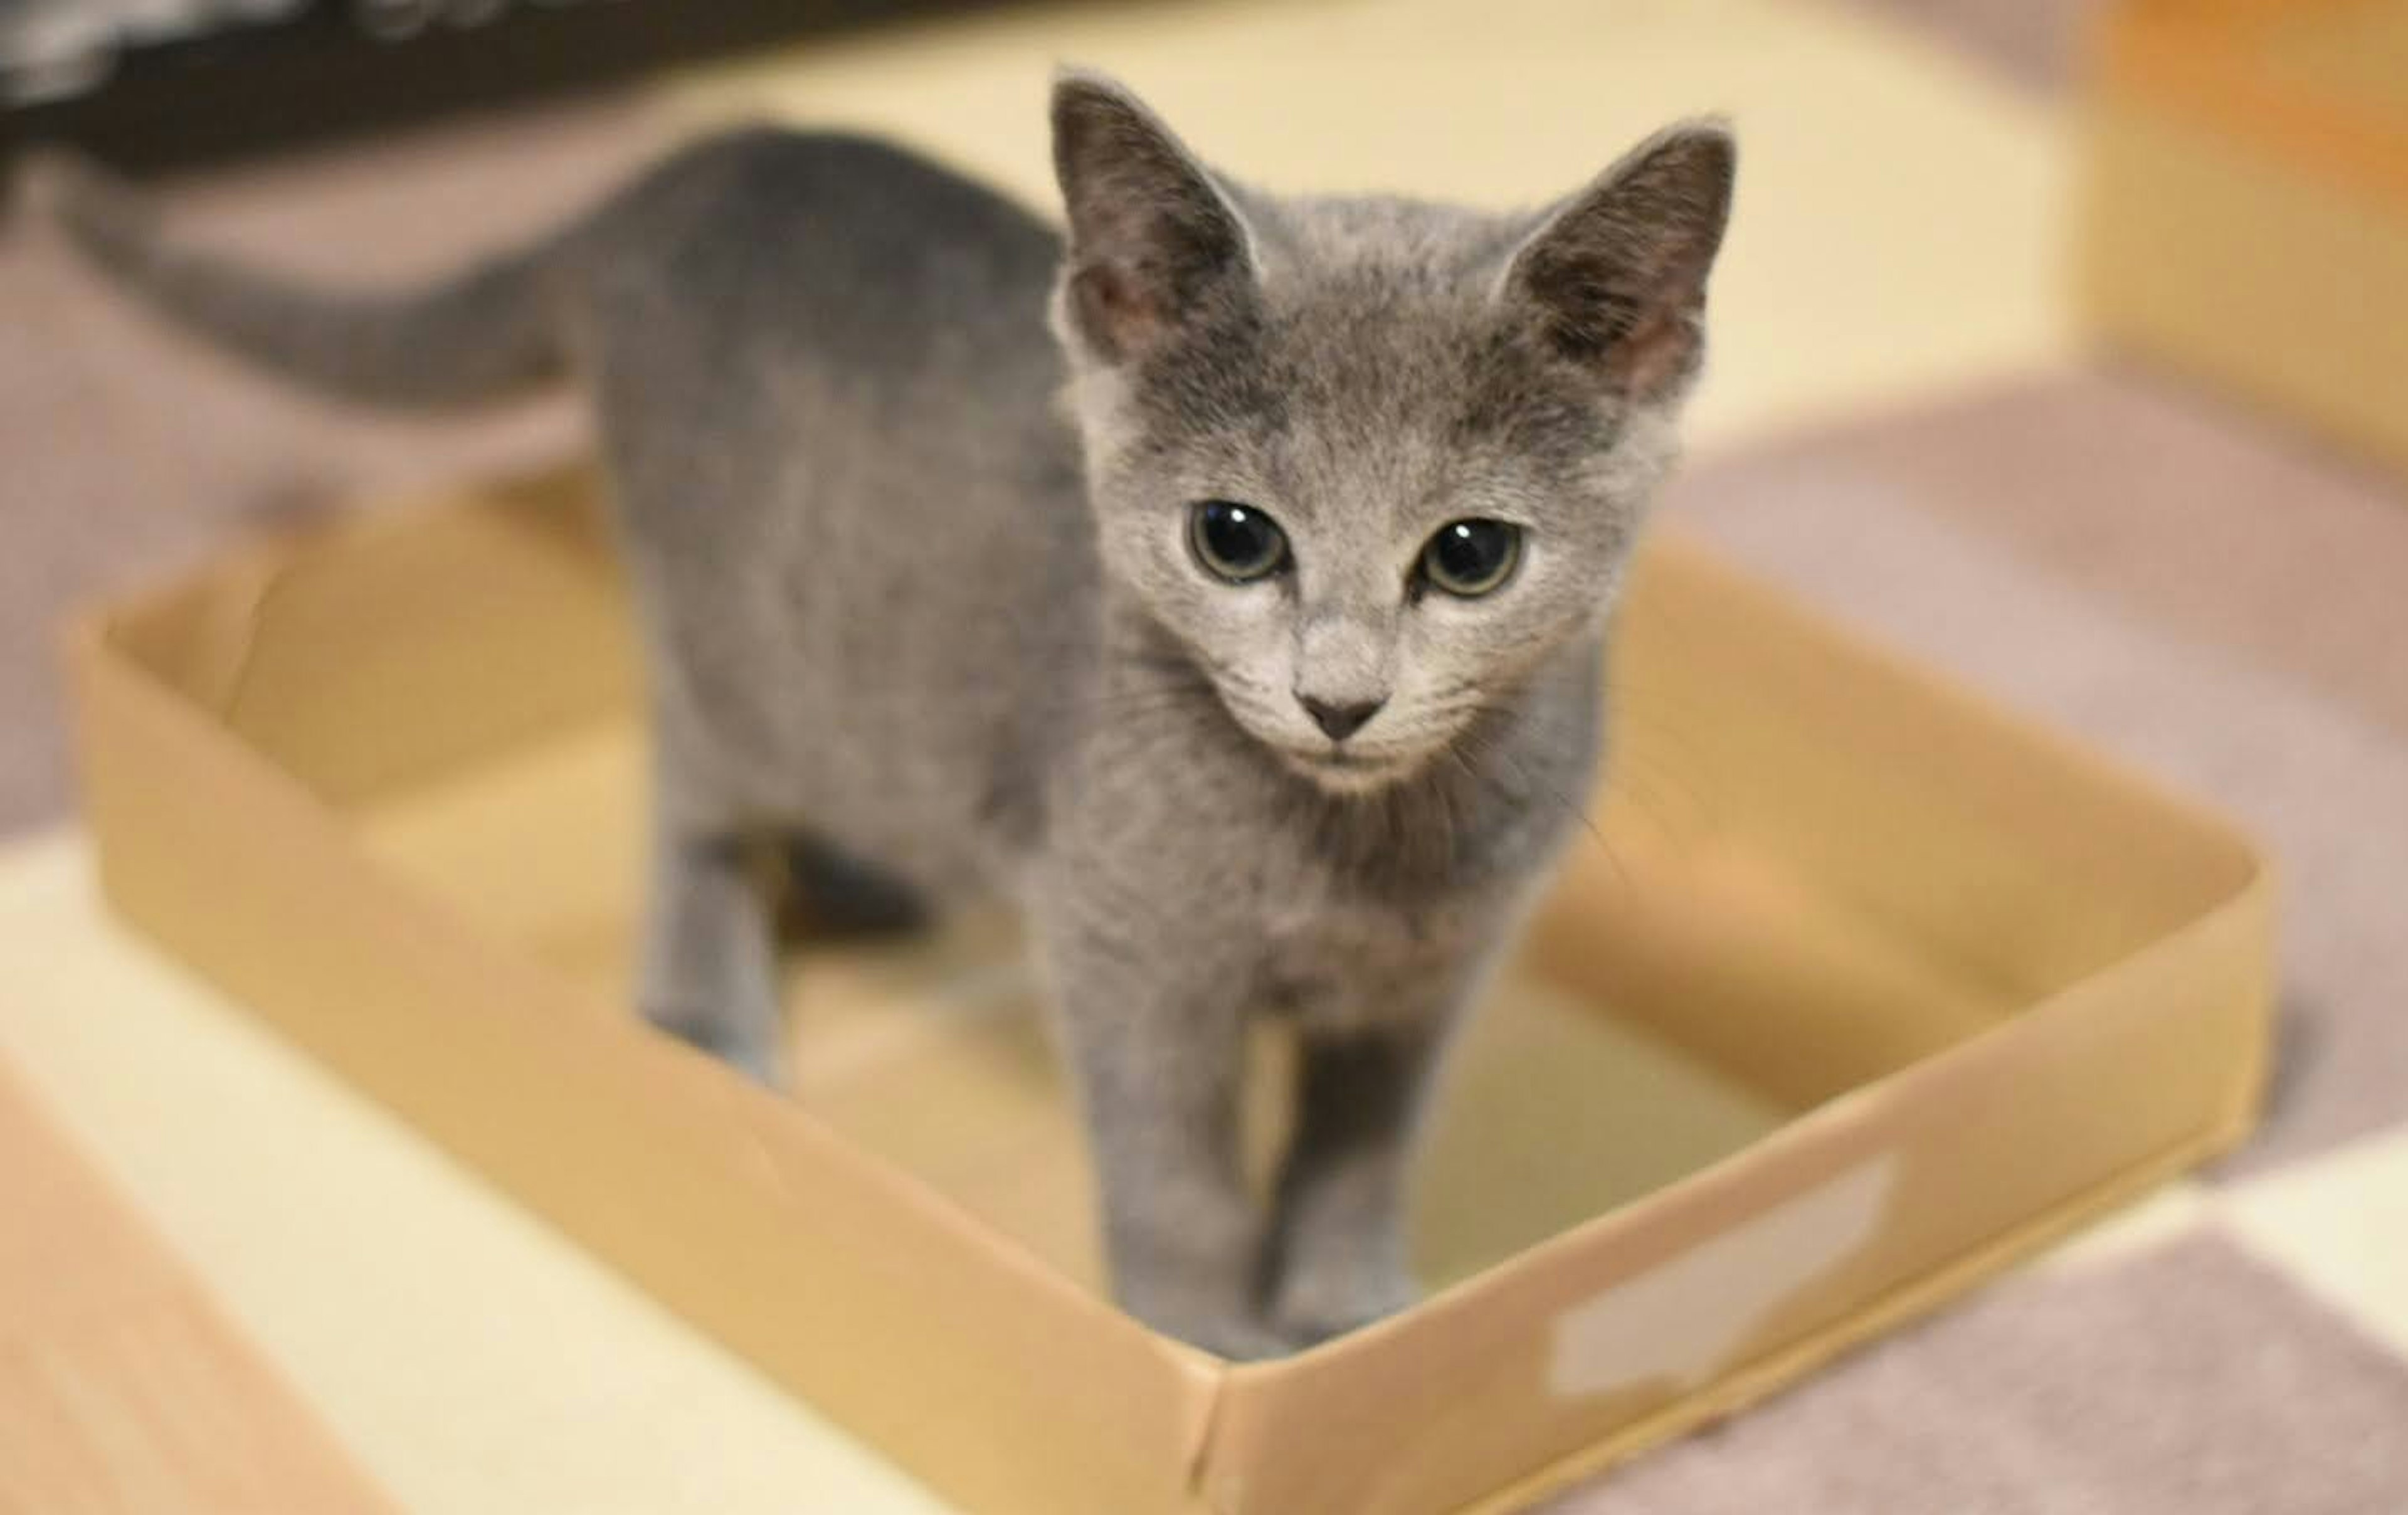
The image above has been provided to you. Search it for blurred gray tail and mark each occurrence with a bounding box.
[37,154,566,410]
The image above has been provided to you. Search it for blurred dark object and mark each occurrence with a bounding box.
[0,0,1000,175]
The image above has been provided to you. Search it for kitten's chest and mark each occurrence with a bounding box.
[1240,815,1523,1032]
[1240,759,1591,1031]
[1250,880,1504,1033]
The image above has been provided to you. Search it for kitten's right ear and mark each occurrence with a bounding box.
[1050,70,1255,364]
[1501,120,1736,401]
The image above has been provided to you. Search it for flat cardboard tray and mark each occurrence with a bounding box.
[68,469,2274,1514]
[2081,0,2408,475]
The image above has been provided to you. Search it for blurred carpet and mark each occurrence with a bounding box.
[2,0,2405,1512]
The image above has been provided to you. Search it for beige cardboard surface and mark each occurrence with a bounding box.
[2082,1,2408,477]
[69,473,2271,1512]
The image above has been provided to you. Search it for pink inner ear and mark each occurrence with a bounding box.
[1068,261,1164,364]
[1608,301,1699,399]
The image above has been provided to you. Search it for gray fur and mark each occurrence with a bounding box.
[38,75,1733,1358]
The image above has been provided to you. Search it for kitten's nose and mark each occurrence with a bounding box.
[1300,695,1383,742]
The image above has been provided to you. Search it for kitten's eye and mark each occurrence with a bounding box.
[1189,500,1290,584]
[1420,519,1521,598]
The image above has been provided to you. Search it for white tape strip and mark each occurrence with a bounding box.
[1549,1153,1898,1397]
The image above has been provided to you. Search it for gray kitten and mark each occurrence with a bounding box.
[40,73,1733,1358]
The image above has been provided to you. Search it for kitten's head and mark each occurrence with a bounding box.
[1048,71,1733,793]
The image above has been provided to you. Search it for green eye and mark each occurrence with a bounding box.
[1420,519,1521,597]
[1189,500,1290,583]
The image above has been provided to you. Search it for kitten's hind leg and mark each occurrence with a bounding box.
[638,806,786,1087]
[780,831,932,939]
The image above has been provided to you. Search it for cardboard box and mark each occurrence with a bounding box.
[68,470,2273,1514]
[2081,0,2408,475]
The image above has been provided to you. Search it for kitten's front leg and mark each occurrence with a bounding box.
[1265,1020,1453,1344]
[1043,927,1287,1359]
[638,809,785,1086]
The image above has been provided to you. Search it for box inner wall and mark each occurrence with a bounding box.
[98,480,2252,1298]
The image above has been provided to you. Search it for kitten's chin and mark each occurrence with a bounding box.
[1274,745,1427,796]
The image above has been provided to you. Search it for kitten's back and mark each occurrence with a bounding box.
[41,129,1097,887]
[564,132,1094,883]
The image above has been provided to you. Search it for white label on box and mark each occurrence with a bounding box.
[1548,1154,1898,1397]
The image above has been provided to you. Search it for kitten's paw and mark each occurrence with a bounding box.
[1120,1289,1299,1361]
[1160,1309,1300,1363]
[1270,1265,1421,1348]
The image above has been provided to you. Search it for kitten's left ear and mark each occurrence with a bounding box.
[1050,69,1258,365]
[1501,120,1735,400]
